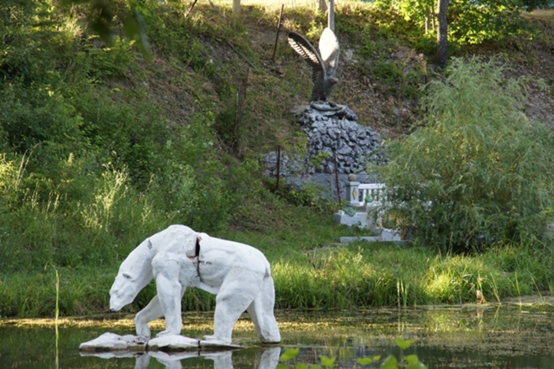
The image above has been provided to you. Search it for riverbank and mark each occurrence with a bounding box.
[1,1,554,319]
[1,212,553,317]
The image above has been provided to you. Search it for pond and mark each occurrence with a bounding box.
[2,299,554,369]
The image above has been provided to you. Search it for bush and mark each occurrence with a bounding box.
[370,57,554,253]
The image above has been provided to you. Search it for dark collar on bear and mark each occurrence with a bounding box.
[195,237,202,281]
[195,237,201,258]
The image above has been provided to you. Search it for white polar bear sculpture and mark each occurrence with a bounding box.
[109,225,281,345]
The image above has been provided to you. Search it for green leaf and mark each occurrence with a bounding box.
[407,363,426,369]
[320,356,335,368]
[357,357,374,365]
[296,364,310,369]
[406,355,426,369]
[395,338,415,350]
[123,11,152,59]
[277,364,289,369]
[89,2,114,46]
[373,355,382,362]
[279,348,300,362]
[380,355,398,369]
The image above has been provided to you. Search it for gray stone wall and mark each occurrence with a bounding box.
[262,103,383,202]
[299,103,384,174]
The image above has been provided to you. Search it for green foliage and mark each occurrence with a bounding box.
[58,0,151,57]
[373,0,542,46]
[2,224,554,316]
[355,21,427,100]
[84,37,137,79]
[370,57,554,253]
[0,0,552,320]
[447,0,534,44]
[0,82,84,168]
[278,337,426,369]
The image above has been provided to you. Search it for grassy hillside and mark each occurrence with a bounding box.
[1,0,554,317]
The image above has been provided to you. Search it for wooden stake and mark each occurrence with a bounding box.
[328,0,335,32]
[185,0,198,18]
[276,145,281,191]
[334,149,340,203]
[271,4,285,62]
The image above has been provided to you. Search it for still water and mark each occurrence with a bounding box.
[2,302,554,368]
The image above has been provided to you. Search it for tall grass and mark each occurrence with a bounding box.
[271,242,554,309]
[1,235,553,317]
[1,1,553,319]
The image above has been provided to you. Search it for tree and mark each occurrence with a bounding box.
[232,0,240,17]
[435,0,448,68]
[315,0,327,15]
[370,57,554,252]
[376,0,553,65]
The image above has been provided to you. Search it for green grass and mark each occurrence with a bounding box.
[2,217,553,317]
[1,0,554,319]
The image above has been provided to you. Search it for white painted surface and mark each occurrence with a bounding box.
[107,225,281,345]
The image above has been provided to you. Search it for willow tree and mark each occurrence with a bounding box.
[370,57,554,252]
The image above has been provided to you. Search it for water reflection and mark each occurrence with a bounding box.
[4,305,554,368]
[80,347,281,369]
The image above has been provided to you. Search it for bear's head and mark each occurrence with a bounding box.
[109,240,155,311]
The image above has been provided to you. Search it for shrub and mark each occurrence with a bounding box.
[370,57,554,253]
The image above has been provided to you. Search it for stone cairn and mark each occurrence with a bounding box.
[300,103,383,174]
[264,103,384,177]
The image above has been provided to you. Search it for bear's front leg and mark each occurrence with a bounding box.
[152,252,186,337]
[134,294,164,338]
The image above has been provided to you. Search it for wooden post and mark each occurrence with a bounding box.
[328,0,335,32]
[334,149,340,203]
[276,145,281,191]
[185,0,198,18]
[272,5,285,62]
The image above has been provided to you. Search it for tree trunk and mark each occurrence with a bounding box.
[425,7,430,34]
[315,0,327,14]
[436,0,448,69]
[233,0,240,17]
[328,0,335,31]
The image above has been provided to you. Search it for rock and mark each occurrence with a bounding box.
[296,103,384,174]
[147,335,200,351]
[79,333,148,352]
[80,333,243,353]
[148,335,242,351]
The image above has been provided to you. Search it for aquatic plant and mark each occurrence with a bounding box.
[277,338,427,369]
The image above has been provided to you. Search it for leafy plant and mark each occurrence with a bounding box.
[370,56,554,252]
[277,338,426,369]
[373,0,544,46]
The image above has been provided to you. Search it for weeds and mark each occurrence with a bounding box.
[1,0,553,319]
[278,337,426,369]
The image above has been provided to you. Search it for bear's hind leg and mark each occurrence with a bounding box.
[206,269,263,344]
[247,275,281,343]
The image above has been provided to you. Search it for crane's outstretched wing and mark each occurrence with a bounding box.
[287,31,326,84]
[319,27,340,78]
